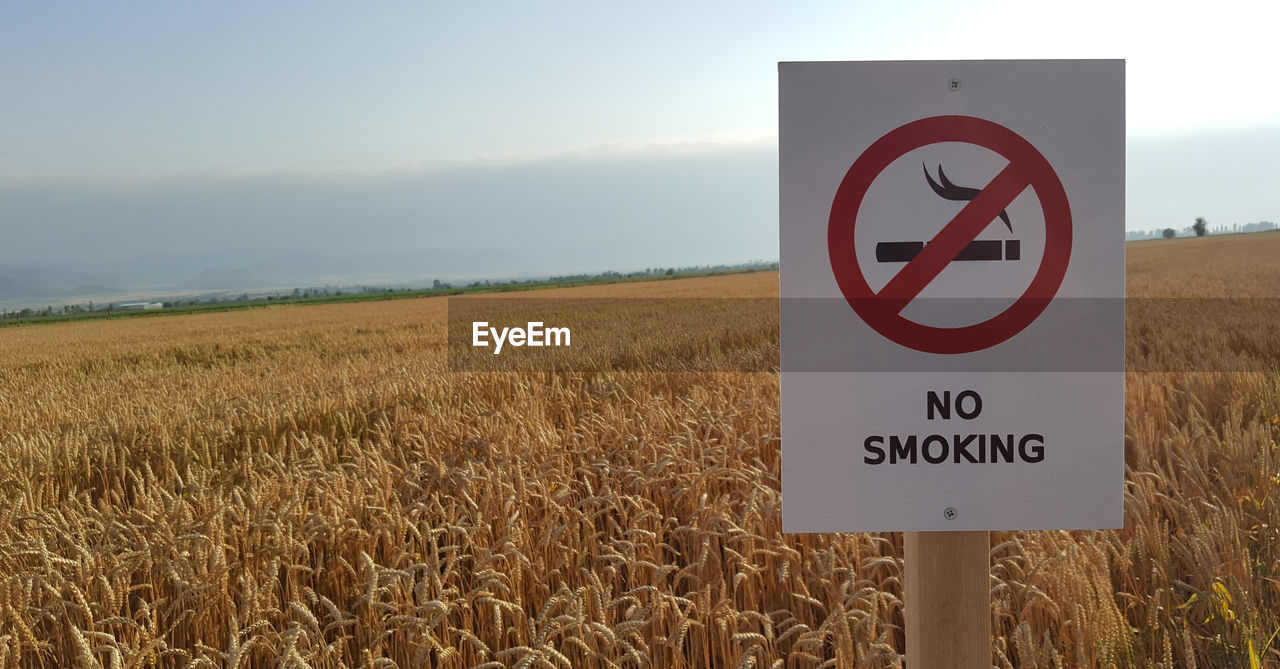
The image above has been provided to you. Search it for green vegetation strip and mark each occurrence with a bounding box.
[0,265,778,328]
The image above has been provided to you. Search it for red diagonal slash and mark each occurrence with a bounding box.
[876,162,1031,311]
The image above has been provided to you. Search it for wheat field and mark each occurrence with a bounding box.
[2,235,1280,667]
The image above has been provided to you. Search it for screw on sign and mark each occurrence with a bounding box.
[827,115,1072,355]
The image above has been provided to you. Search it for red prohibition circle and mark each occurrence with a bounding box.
[828,115,1072,354]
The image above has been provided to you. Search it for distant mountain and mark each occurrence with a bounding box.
[0,275,40,300]
[0,246,544,306]
[63,284,121,296]
[0,264,120,299]
[177,267,274,291]
[169,248,532,291]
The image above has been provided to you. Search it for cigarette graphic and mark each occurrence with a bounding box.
[876,239,1021,262]
[875,165,1022,263]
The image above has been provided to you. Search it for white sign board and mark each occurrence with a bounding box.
[780,60,1124,532]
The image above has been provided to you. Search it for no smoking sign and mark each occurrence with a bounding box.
[780,60,1124,533]
[829,115,1071,354]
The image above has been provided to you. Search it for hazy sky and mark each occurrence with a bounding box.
[2,1,1278,272]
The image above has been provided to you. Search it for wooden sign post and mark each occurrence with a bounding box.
[779,59,1123,663]
[904,531,990,668]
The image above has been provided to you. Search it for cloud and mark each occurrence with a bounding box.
[0,141,779,282]
[9,118,1267,289]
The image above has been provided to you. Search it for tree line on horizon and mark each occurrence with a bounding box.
[1127,219,1275,240]
[0,260,780,324]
